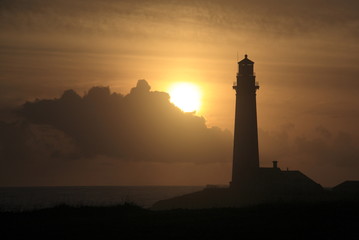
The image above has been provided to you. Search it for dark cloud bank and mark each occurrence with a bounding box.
[1,80,359,186]
[0,80,233,185]
[9,80,232,162]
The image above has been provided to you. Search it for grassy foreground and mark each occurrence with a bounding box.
[1,201,359,239]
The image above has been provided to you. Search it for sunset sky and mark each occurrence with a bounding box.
[1,0,359,187]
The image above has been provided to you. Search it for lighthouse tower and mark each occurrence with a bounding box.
[230,54,260,190]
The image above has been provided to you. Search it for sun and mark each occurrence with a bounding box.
[168,82,201,112]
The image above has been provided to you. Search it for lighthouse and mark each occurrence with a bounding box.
[230,54,260,189]
[153,55,323,209]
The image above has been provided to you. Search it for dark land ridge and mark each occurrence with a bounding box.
[1,200,359,240]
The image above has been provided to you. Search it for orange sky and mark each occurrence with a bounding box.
[1,0,359,187]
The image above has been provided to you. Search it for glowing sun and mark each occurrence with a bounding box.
[169,82,201,112]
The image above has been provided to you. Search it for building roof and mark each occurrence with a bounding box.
[332,181,359,193]
[238,54,254,64]
[256,167,323,193]
[281,170,321,187]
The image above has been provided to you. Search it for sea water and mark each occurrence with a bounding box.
[0,186,203,211]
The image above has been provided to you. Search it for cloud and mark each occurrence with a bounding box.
[294,131,359,168]
[259,124,359,171]
[258,126,292,164]
[0,80,234,185]
[0,120,81,185]
[2,0,358,43]
[17,80,232,164]
[315,126,332,139]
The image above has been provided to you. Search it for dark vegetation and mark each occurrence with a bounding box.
[1,201,359,240]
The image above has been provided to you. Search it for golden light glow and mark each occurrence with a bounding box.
[168,82,201,112]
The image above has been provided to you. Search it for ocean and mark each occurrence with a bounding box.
[0,186,203,211]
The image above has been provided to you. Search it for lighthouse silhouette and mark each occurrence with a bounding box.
[230,54,260,190]
[229,55,322,194]
[152,55,323,210]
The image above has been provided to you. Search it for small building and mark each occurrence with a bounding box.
[255,161,323,195]
[332,181,359,195]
